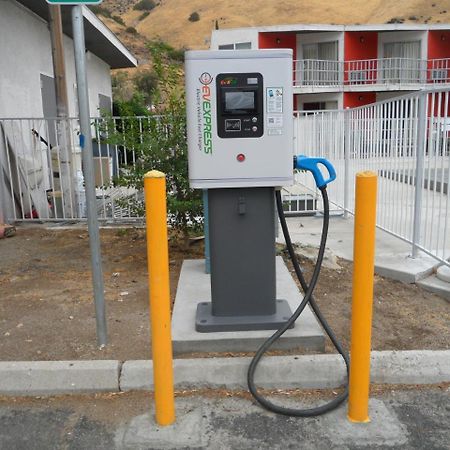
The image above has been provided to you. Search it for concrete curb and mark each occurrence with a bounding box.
[0,360,121,396]
[0,350,449,396]
[119,350,450,391]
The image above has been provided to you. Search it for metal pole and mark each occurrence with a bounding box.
[72,5,107,346]
[144,170,175,426]
[49,4,76,218]
[412,93,427,258]
[343,108,350,218]
[348,171,377,423]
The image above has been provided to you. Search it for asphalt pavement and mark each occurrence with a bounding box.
[0,386,448,449]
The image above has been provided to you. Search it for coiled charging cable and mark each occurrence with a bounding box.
[247,158,350,417]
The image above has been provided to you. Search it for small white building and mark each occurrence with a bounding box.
[0,0,137,119]
[0,0,137,222]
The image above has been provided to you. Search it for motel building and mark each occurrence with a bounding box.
[210,24,450,111]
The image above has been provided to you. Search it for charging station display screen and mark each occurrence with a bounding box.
[216,72,263,138]
[224,91,256,113]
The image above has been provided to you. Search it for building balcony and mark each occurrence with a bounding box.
[293,58,450,93]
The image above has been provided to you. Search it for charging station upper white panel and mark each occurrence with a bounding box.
[185,49,294,189]
[185,49,294,61]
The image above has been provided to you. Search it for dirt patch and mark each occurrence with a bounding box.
[284,252,450,353]
[0,226,448,361]
[0,226,202,361]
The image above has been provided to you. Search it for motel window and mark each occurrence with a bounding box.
[235,42,252,49]
[301,41,339,85]
[218,42,252,50]
[382,41,422,83]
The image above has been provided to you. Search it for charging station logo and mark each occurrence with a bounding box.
[198,72,213,155]
[199,72,213,85]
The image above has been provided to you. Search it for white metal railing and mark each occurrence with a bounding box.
[0,116,156,222]
[292,88,450,264]
[2,90,450,263]
[294,59,341,87]
[293,58,450,88]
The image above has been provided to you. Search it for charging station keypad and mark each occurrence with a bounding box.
[216,73,263,139]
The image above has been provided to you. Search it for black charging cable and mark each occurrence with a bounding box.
[247,187,350,416]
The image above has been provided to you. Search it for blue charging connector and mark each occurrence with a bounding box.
[294,155,336,189]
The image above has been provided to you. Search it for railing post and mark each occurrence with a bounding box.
[144,170,175,426]
[412,92,427,258]
[343,108,351,218]
[0,131,7,224]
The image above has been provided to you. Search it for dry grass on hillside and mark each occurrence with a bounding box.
[96,0,450,66]
[121,0,450,50]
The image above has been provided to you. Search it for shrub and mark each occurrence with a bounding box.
[138,11,150,21]
[386,17,404,24]
[133,0,157,11]
[147,39,185,62]
[133,70,158,100]
[188,12,200,22]
[112,15,125,26]
[104,41,202,244]
[125,26,138,35]
[89,6,112,18]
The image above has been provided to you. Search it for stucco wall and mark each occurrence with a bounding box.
[210,28,258,50]
[0,1,112,119]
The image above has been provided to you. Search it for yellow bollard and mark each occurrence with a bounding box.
[348,171,377,423]
[144,170,175,426]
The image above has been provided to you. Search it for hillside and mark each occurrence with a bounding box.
[96,0,450,64]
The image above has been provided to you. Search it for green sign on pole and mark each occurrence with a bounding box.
[46,1,102,4]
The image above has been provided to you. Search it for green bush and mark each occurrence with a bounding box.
[89,6,111,18]
[133,0,157,11]
[104,41,202,244]
[125,26,138,35]
[138,11,150,21]
[147,39,185,62]
[188,12,200,22]
[112,15,125,26]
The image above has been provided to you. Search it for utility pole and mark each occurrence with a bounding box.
[48,4,76,218]
[72,5,107,346]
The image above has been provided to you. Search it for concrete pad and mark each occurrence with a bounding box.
[120,350,450,392]
[417,275,450,302]
[374,253,436,283]
[0,360,120,396]
[113,397,409,449]
[171,257,325,354]
[282,216,438,283]
[436,265,450,282]
[115,404,206,449]
[322,399,408,447]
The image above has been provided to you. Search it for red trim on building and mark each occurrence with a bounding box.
[428,30,450,59]
[258,32,297,82]
[344,31,378,61]
[428,30,450,84]
[258,32,297,51]
[344,31,378,84]
[344,92,376,108]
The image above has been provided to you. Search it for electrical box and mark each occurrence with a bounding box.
[185,50,294,189]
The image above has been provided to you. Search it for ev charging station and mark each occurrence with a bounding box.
[186,49,295,332]
[185,49,348,416]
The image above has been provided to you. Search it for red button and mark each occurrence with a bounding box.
[237,154,245,162]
